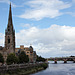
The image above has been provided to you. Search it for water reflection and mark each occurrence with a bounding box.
[31,61,75,75]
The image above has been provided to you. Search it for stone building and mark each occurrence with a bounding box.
[0,3,15,62]
[5,3,15,54]
[0,3,37,63]
[15,45,37,63]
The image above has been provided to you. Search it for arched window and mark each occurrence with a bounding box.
[8,38,10,43]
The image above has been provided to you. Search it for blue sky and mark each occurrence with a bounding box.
[0,0,75,57]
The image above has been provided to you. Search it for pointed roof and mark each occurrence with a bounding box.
[7,3,13,30]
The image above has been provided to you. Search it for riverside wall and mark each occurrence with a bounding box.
[0,62,48,75]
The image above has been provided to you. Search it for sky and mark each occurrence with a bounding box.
[0,0,75,58]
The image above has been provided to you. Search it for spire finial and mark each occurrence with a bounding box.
[8,2,12,24]
[10,2,11,11]
[10,2,11,5]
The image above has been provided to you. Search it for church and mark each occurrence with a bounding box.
[0,3,37,63]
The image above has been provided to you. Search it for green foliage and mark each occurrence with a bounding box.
[36,55,46,62]
[41,63,48,69]
[6,53,19,65]
[3,63,48,75]
[19,51,29,63]
[0,53,4,63]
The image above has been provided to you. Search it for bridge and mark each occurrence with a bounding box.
[47,57,75,63]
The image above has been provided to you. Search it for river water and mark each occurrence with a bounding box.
[31,61,75,75]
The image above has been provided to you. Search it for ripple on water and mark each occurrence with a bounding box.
[31,61,75,75]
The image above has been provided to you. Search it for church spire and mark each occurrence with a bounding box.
[7,3,13,30]
[5,3,15,54]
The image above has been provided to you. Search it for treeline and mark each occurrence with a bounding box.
[0,52,46,65]
[0,51,29,65]
[36,55,46,62]
[70,55,75,57]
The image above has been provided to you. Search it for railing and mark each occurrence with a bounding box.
[48,57,75,60]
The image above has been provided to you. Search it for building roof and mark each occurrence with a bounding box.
[7,3,13,29]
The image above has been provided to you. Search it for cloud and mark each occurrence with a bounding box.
[1,24,75,57]
[66,12,75,17]
[0,24,75,57]
[0,0,17,7]
[19,0,71,20]
[72,0,75,3]
[21,23,31,28]
[16,24,75,57]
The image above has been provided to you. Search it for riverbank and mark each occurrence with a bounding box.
[32,61,75,75]
[0,63,48,75]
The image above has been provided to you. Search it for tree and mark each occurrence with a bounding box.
[6,53,18,65]
[19,51,29,63]
[0,53,4,63]
[36,55,46,62]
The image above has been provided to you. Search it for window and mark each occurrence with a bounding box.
[27,52,29,53]
[8,29,10,31]
[8,38,10,43]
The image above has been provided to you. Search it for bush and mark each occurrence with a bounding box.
[41,63,48,69]
[18,51,29,63]
[6,53,19,65]
[36,55,46,62]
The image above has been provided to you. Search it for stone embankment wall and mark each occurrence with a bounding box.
[0,63,48,75]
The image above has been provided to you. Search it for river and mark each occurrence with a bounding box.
[31,61,75,75]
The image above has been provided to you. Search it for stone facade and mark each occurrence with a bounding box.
[0,3,15,62]
[0,4,37,63]
[5,3,15,54]
[15,45,37,63]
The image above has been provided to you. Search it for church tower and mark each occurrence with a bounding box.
[5,3,15,54]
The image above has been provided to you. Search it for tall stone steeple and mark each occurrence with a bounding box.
[7,3,13,31]
[5,3,15,54]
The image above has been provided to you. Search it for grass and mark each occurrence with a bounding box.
[0,63,48,75]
